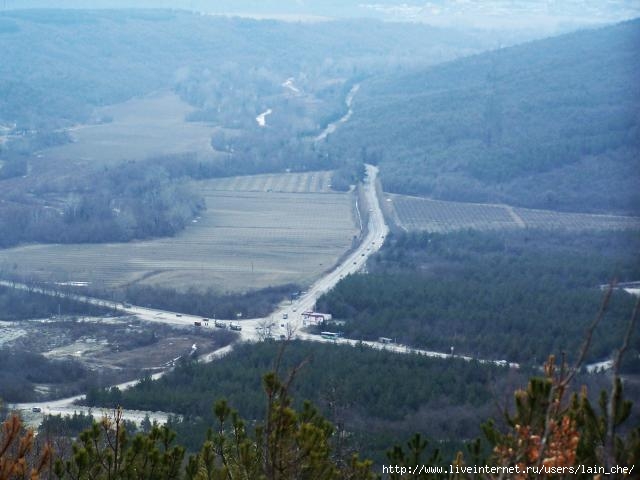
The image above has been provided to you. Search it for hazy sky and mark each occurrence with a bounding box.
[4,1,640,31]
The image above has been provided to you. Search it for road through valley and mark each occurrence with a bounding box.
[7,165,517,425]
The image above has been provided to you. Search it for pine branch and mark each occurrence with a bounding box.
[605,295,639,468]
[536,281,614,469]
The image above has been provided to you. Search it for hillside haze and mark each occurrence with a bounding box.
[1,6,639,473]
[5,1,640,31]
[0,9,495,249]
[329,19,640,214]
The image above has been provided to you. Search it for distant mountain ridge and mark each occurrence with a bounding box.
[329,18,640,215]
[5,1,640,29]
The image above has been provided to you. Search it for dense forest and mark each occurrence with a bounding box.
[328,19,640,215]
[0,159,204,247]
[79,339,636,467]
[3,355,639,478]
[82,340,532,461]
[316,230,640,365]
[0,284,111,320]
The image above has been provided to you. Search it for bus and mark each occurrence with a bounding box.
[320,331,341,340]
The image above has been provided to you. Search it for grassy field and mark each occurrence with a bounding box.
[389,194,640,232]
[0,172,358,293]
[37,91,215,168]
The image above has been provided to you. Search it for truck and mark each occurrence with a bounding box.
[214,320,226,328]
[229,322,242,331]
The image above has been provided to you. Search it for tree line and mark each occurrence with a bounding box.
[81,340,559,462]
[0,158,204,248]
[2,345,639,478]
[328,19,640,214]
[0,285,111,320]
[316,229,640,366]
[122,282,300,320]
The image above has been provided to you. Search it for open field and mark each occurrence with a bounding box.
[37,91,215,168]
[389,194,640,232]
[0,172,358,293]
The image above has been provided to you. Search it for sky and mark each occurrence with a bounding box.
[3,1,640,31]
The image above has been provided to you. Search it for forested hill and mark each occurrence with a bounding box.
[329,19,640,215]
[0,9,486,130]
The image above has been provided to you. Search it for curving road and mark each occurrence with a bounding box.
[2,165,387,338]
[7,165,517,424]
[255,164,388,337]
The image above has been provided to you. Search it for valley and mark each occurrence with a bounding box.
[1,7,639,475]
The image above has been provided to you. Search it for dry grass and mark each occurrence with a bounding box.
[0,173,358,293]
[37,91,215,168]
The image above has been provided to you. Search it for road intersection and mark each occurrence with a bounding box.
[7,165,517,425]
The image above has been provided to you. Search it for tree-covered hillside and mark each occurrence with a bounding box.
[0,9,486,130]
[4,354,640,478]
[82,340,527,460]
[329,19,640,214]
[317,230,640,365]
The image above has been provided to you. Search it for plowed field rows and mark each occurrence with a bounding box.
[207,171,333,193]
[0,173,357,293]
[390,194,640,232]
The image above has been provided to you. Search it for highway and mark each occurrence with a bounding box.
[7,165,517,424]
[2,164,388,338]
[254,164,389,340]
